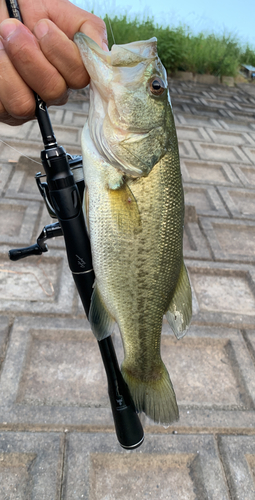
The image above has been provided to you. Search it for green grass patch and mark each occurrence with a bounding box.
[103,14,255,77]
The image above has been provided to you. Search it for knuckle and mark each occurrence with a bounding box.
[38,72,66,101]
[8,37,38,66]
[40,73,67,104]
[7,93,35,119]
[67,68,89,90]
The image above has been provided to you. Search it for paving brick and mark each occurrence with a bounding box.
[186,260,255,328]
[248,131,255,144]
[0,431,63,499]
[172,95,197,106]
[206,128,254,146]
[218,119,254,133]
[178,140,198,159]
[177,114,223,128]
[67,111,88,127]
[191,106,230,119]
[4,156,44,201]
[242,146,255,164]
[0,139,42,163]
[63,433,230,500]
[192,142,250,163]
[17,332,108,408]
[176,126,211,142]
[218,187,255,219]
[244,329,255,366]
[0,317,9,369]
[181,159,240,185]
[0,121,33,140]
[0,246,75,315]
[28,123,81,146]
[0,317,113,428]
[144,324,253,413]
[231,163,255,187]
[199,97,235,109]
[218,436,255,500]
[183,220,211,259]
[0,199,40,246]
[184,183,228,216]
[200,217,255,262]
[0,162,14,197]
[48,108,64,124]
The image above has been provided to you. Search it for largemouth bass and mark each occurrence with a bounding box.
[74,34,192,424]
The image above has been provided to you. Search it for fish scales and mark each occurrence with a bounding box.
[74,34,192,424]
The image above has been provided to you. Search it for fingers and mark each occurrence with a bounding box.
[18,0,108,50]
[0,35,35,123]
[33,19,90,89]
[0,0,109,125]
[0,19,68,105]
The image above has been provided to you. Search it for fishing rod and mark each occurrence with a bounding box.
[5,0,144,449]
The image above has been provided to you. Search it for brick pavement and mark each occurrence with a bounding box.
[0,81,255,498]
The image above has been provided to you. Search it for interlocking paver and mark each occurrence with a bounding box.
[0,162,15,197]
[206,128,254,146]
[176,125,211,142]
[0,317,112,428]
[0,199,40,245]
[181,159,240,185]
[1,80,255,497]
[218,435,255,499]
[63,433,230,500]
[218,186,255,219]
[184,183,228,216]
[178,140,198,158]
[0,431,64,499]
[177,113,223,128]
[0,317,9,370]
[192,142,250,163]
[0,246,75,314]
[187,260,255,328]
[183,220,211,259]
[200,217,255,262]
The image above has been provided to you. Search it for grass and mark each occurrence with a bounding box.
[103,14,255,77]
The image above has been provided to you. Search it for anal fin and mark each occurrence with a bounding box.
[165,261,192,339]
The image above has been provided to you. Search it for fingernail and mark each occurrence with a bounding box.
[0,19,18,40]
[34,20,49,40]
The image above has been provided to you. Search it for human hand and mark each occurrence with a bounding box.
[0,0,108,125]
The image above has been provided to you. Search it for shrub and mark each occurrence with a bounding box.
[103,14,255,77]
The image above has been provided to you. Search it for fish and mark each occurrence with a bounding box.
[74,33,192,424]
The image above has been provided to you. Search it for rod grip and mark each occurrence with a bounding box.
[99,337,144,449]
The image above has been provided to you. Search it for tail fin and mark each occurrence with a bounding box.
[121,362,179,425]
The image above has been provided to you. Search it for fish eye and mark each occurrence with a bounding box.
[149,77,166,96]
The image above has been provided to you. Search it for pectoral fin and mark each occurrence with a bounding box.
[109,182,141,232]
[165,261,192,339]
[89,284,115,340]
